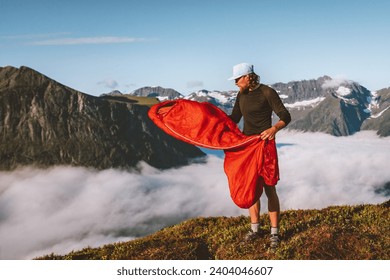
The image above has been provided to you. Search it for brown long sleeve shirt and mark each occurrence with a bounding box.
[229,84,291,135]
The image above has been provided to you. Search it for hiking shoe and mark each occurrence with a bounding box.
[269,234,280,251]
[243,230,260,242]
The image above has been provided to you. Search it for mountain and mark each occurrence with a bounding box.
[265,78,389,136]
[276,77,375,136]
[131,86,183,101]
[272,75,332,103]
[361,87,390,136]
[0,66,205,171]
[134,76,389,137]
[38,200,389,260]
[184,89,237,113]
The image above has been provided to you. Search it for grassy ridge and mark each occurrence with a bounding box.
[38,200,389,260]
[100,94,160,107]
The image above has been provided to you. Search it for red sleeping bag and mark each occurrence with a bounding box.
[148,99,279,209]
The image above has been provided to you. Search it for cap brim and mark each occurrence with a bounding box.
[228,74,242,81]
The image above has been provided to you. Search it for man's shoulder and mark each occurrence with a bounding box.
[260,83,276,91]
[259,84,278,96]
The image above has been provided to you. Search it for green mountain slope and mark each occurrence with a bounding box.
[38,200,389,260]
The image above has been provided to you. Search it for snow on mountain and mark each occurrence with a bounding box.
[119,76,388,137]
[365,89,390,119]
[131,86,183,100]
[185,89,237,113]
[336,86,352,96]
[365,91,381,116]
[185,89,236,104]
[279,94,289,99]
[370,106,390,119]
[284,97,326,109]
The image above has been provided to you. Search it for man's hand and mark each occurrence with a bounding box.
[260,126,277,140]
[260,120,286,140]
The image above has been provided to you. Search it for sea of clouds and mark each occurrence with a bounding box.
[0,131,389,259]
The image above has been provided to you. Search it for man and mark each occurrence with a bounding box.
[228,63,291,249]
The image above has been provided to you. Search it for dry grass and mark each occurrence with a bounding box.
[100,94,160,107]
[38,200,389,260]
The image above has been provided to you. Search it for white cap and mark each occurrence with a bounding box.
[228,63,254,80]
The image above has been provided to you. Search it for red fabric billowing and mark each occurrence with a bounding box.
[148,99,279,209]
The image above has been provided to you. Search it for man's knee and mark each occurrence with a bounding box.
[264,185,276,197]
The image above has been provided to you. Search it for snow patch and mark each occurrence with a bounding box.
[336,86,351,96]
[364,91,381,115]
[208,91,229,104]
[157,96,170,101]
[285,97,325,108]
[369,106,390,119]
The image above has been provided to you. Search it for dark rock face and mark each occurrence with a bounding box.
[117,76,390,137]
[285,80,373,136]
[182,76,389,137]
[132,86,183,99]
[272,76,332,103]
[0,66,205,171]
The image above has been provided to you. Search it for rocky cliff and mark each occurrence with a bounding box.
[272,76,331,103]
[180,77,388,136]
[131,86,183,100]
[0,66,205,171]
[182,76,389,137]
[281,79,374,136]
[361,87,390,136]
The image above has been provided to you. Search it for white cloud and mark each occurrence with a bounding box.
[0,157,240,259]
[187,80,204,88]
[276,131,389,210]
[29,36,148,46]
[98,79,119,89]
[0,131,388,259]
[0,32,72,40]
[321,76,352,89]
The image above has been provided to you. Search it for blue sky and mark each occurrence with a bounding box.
[1,0,389,96]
